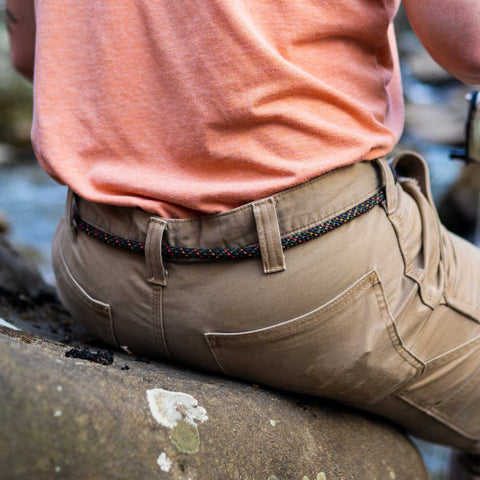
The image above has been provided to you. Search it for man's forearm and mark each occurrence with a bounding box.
[6,0,36,82]
[403,0,480,86]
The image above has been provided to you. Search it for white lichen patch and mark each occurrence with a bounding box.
[389,469,396,479]
[53,409,62,417]
[56,385,63,392]
[317,473,327,480]
[54,466,61,473]
[269,419,276,427]
[147,388,208,429]
[157,452,172,472]
[0,317,21,331]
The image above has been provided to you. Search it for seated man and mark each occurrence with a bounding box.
[7,1,480,478]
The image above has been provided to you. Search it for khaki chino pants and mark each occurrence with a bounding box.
[53,153,480,453]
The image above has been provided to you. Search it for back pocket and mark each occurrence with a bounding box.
[205,270,424,404]
[53,243,119,348]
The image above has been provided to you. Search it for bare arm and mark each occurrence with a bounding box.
[403,0,480,86]
[6,0,36,82]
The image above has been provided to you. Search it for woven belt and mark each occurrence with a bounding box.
[72,188,386,260]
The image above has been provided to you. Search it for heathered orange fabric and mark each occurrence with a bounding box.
[32,0,403,218]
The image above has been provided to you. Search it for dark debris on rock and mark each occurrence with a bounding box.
[65,346,114,365]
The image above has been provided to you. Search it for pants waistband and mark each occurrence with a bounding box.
[68,158,396,278]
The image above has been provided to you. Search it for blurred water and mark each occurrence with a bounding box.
[413,438,452,480]
[0,158,66,284]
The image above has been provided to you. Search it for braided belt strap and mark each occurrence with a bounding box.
[72,188,385,260]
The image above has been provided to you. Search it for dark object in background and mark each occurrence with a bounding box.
[439,91,480,240]
[450,91,480,164]
[0,235,54,305]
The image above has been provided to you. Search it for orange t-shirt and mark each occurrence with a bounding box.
[32,0,403,218]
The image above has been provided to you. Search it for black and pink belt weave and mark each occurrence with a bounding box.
[72,188,386,261]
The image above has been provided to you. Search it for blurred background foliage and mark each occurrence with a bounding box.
[0,4,476,478]
[0,0,32,153]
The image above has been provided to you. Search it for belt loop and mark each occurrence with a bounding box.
[376,157,397,215]
[65,188,77,241]
[145,218,168,286]
[252,198,286,274]
[391,151,435,207]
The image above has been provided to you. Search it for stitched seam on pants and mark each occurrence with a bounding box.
[374,278,425,375]
[255,205,270,271]
[263,205,273,271]
[397,393,480,441]
[389,212,414,275]
[152,284,173,361]
[152,284,160,353]
[59,246,109,313]
[206,272,378,346]
[206,270,424,403]
[204,335,230,376]
[107,309,120,348]
[445,289,480,321]
[266,200,284,272]
[424,334,480,369]
[387,200,438,310]
[58,243,119,348]
[435,361,480,407]
[435,362,480,408]
[213,346,230,373]
[266,202,278,270]
[159,284,173,361]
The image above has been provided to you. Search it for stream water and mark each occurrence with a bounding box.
[0,157,66,284]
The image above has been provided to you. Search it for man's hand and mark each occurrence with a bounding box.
[403,0,480,86]
[6,0,36,82]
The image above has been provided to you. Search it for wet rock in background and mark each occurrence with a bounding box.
[0,234,86,343]
[0,234,53,301]
[0,211,9,233]
[0,328,429,480]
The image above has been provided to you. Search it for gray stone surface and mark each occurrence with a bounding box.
[0,235,429,480]
[0,328,429,480]
[0,236,53,300]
